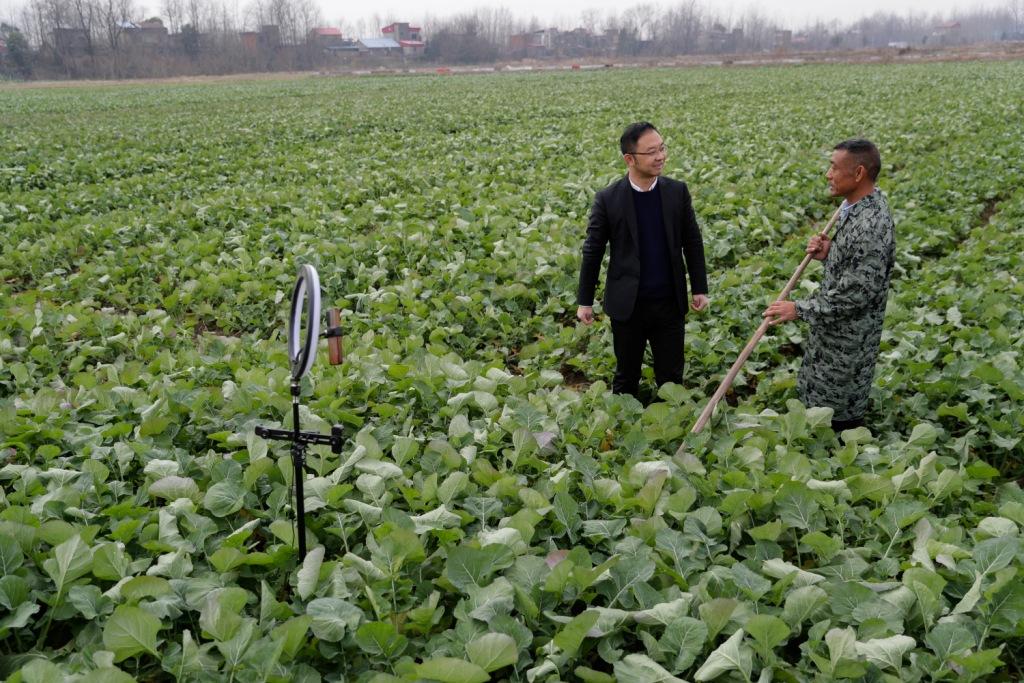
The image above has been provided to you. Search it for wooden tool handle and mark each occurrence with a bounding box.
[327,308,343,365]
[685,207,843,438]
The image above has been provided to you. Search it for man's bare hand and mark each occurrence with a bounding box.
[807,234,831,260]
[690,294,709,312]
[763,300,798,326]
[577,305,595,325]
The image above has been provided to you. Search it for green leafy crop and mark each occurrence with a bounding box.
[1,62,1023,681]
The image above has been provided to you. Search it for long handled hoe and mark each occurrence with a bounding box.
[676,207,842,457]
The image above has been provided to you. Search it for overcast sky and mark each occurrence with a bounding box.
[327,0,993,31]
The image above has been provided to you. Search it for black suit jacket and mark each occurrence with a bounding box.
[577,175,708,321]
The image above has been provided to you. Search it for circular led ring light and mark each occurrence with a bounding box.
[288,264,321,381]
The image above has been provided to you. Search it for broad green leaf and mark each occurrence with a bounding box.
[633,596,694,626]
[660,617,707,673]
[355,621,408,658]
[121,576,172,602]
[825,627,857,672]
[603,554,656,608]
[0,601,40,632]
[552,490,582,542]
[102,604,163,662]
[416,657,490,683]
[903,567,946,628]
[203,480,246,517]
[747,520,783,542]
[410,506,463,533]
[782,585,828,627]
[988,581,1024,632]
[466,632,517,672]
[307,597,362,642]
[745,614,790,656]
[0,574,30,610]
[575,666,616,683]
[269,520,297,546]
[906,423,938,449]
[445,544,515,592]
[148,476,201,502]
[925,622,975,661]
[272,615,313,661]
[68,584,112,619]
[854,635,915,671]
[79,668,136,683]
[465,577,515,622]
[950,648,1004,681]
[762,558,824,586]
[93,543,132,581]
[552,610,599,656]
[694,629,752,682]
[199,589,245,642]
[0,534,23,574]
[216,618,256,670]
[973,537,1019,575]
[16,660,63,683]
[731,562,772,601]
[42,534,93,599]
[775,481,820,530]
[297,545,324,600]
[614,653,687,683]
[951,573,984,615]
[697,598,737,640]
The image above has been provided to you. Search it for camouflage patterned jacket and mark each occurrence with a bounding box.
[794,189,895,421]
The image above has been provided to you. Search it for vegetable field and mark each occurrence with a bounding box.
[1,61,1023,682]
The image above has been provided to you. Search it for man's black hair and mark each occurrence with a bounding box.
[620,122,659,155]
[834,138,881,181]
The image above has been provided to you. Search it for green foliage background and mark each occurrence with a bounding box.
[1,62,1023,682]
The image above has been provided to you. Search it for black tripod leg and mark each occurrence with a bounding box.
[293,443,307,561]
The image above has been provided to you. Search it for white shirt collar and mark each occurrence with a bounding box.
[629,176,658,192]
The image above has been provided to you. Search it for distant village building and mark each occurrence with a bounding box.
[509,28,558,58]
[122,19,170,48]
[240,25,280,52]
[381,22,424,56]
[701,24,742,53]
[932,21,962,45]
[774,29,792,51]
[358,37,400,55]
[308,27,345,49]
[381,22,421,42]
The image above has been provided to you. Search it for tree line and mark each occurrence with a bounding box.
[1,0,1022,80]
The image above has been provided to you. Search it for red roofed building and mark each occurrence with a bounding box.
[381,22,421,42]
[381,22,424,57]
[309,26,345,48]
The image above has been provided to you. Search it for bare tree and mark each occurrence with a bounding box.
[660,0,702,54]
[1008,0,1022,34]
[162,0,182,33]
[67,0,98,58]
[98,0,134,51]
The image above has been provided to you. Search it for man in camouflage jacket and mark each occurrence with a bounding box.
[764,139,895,431]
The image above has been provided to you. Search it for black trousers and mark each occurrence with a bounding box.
[610,297,685,397]
[832,417,866,432]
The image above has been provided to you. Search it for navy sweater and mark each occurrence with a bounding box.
[632,185,673,300]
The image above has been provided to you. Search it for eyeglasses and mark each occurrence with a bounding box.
[628,144,668,156]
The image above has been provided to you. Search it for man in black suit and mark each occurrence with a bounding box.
[576,122,709,397]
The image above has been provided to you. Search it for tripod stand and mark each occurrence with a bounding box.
[256,265,344,561]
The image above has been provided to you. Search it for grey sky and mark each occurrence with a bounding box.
[328,0,993,31]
